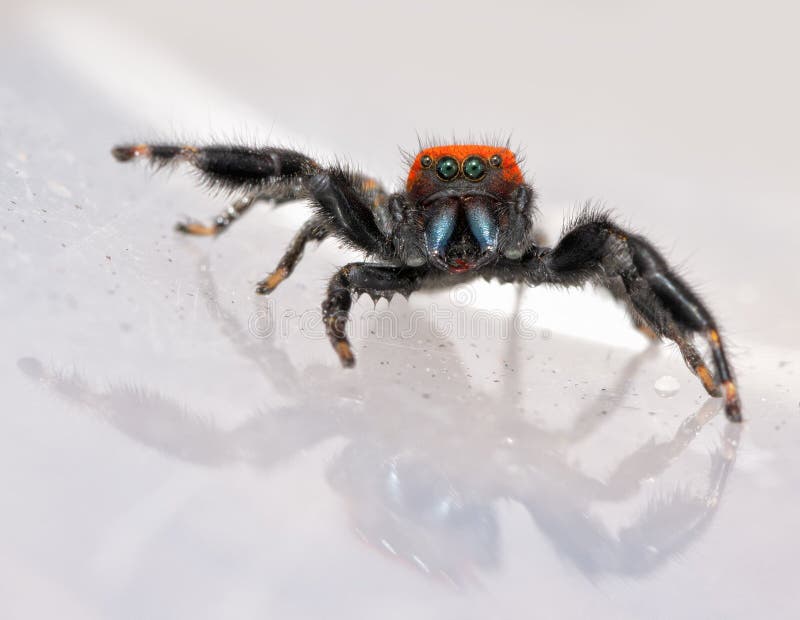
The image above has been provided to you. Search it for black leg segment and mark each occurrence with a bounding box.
[308,171,389,254]
[112,143,320,193]
[175,194,260,236]
[256,216,329,294]
[541,211,741,421]
[113,142,393,259]
[175,182,309,237]
[322,264,423,367]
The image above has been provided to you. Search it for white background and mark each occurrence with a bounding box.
[2,2,799,618]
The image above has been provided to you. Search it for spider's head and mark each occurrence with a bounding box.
[406,145,526,273]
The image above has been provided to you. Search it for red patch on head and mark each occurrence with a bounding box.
[406,145,523,191]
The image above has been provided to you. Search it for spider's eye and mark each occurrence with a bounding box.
[463,156,487,181]
[489,154,502,167]
[436,156,459,181]
[420,154,433,168]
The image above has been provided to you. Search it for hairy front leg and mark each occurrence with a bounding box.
[322,264,424,367]
[113,142,393,255]
[113,143,320,235]
[111,143,319,191]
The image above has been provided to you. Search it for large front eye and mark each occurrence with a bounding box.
[436,156,459,181]
[463,156,487,181]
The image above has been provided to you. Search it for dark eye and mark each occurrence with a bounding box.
[436,156,459,181]
[489,154,502,167]
[420,154,433,168]
[463,156,487,181]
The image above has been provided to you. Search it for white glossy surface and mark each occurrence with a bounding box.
[2,4,799,618]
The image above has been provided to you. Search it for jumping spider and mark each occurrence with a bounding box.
[111,141,742,421]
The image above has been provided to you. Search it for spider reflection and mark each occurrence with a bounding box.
[19,258,740,586]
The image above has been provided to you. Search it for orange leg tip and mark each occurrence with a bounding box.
[111,144,150,162]
[695,365,721,397]
[175,221,216,236]
[256,267,289,294]
[336,342,355,368]
[722,381,742,422]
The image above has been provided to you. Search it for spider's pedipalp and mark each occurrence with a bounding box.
[322,264,424,367]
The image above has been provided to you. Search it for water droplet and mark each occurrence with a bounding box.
[654,375,680,398]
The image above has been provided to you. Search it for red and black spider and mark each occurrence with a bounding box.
[111,141,742,421]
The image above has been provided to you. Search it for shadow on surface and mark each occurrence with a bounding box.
[18,257,741,587]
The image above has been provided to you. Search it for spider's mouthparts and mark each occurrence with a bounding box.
[425,197,500,273]
[429,244,497,274]
[446,258,477,274]
[444,247,497,273]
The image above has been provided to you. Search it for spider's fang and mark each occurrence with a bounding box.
[425,202,458,257]
[463,201,498,255]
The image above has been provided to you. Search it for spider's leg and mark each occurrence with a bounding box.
[602,275,661,340]
[539,211,741,421]
[176,181,307,237]
[113,142,395,256]
[668,328,722,397]
[322,263,424,367]
[604,273,715,388]
[113,142,319,235]
[256,216,329,295]
[175,193,259,236]
[307,171,391,253]
[112,143,320,191]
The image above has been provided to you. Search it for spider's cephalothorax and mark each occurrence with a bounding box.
[111,141,743,422]
[402,146,531,272]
